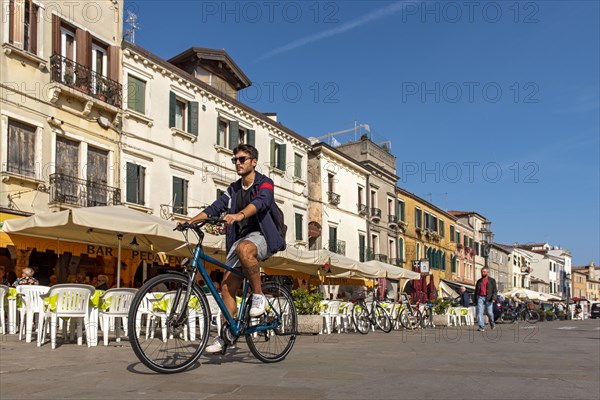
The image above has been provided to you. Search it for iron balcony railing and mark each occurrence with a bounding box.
[357,203,368,215]
[327,191,341,205]
[374,254,388,263]
[388,215,398,224]
[50,173,121,207]
[328,239,346,256]
[50,54,122,108]
[370,208,382,220]
[389,258,404,266]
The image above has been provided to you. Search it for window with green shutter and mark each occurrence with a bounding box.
[277,143,286,170]
[469,238,473,248]
[188,101,198,136]
[398,200,405,221]
[169,91,176,128]
[398,238,404,261]
[359,234,365,262]
[228,120,239,150]
[246,129,255,147]
[127,75,146,114]
[439,220,445,237]
[172,177,188,215]
[451,255,456,273]
[295,213,303,241]
[294,153,302,178]
[450,225,455,242]
[456,231,460,244]
[126,162,145,205]
[217,119,227,146]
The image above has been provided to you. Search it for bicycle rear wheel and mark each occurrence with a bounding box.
[400,308,422,330]
[375,305,392,333]
[352,302,370,335]
[421,307,434,328]
[127,273,210,374]
[525,310,539,323]
[245,282,297,363]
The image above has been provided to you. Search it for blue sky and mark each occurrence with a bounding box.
[126,1,599,265]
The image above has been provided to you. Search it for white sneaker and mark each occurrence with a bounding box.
[205,336,225,354]
[249,294,267,317]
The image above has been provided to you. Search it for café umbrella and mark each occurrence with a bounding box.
[2,206,224,287]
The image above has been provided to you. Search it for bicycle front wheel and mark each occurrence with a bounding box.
[352,302,370,335]
[245,282,297,363]
[127,273,210,374]
[421,307,434,328]
[375,305,392,333]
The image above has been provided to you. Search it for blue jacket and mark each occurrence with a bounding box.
[202,171,285,255]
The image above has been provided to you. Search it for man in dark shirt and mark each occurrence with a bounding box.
[187,144,284,354]
[474,267,498,331]
[459,286,471,307]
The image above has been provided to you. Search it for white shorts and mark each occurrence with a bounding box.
[225,231,270,268]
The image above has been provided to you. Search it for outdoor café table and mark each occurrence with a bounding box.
[6,287,20,334]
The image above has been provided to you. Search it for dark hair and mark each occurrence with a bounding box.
[233,144,258,160]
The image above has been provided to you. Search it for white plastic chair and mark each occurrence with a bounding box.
[16,285,50,344]
[447,307,459,326]
[205,293,222,334]
[338,302,354,333]
[458,307,473,325]
[39,284,95,349]
[99,289,137,346]
[135,292,155,340]
[322,300,342,334]
[0,285,8,334]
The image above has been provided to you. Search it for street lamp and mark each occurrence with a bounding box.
[565,272,571,320]
[480,221,494,276]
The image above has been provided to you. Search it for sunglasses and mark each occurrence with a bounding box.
[231,156,254,165]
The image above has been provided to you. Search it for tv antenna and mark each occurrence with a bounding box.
[125,10,141,43]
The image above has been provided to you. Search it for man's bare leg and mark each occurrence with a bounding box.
[236,240,263,295]
[220,271,243,322]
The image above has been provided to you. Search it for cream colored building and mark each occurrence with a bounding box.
[1,0,123,214]
[306,141,369,261]
[120,42,311,246]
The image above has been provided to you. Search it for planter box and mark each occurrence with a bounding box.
[297,314,323,334]
[432,314,448,327]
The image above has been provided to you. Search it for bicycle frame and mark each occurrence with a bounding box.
[187,235,282,338]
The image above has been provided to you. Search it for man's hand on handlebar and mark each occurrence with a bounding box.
[222,213,244,226]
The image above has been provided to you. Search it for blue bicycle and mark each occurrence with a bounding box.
[127,219,297,373]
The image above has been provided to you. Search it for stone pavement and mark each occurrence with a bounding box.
[1,319,599,400]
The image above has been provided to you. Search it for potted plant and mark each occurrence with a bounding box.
[292,286,324,334]
[431,298,452,326]
[545,310,555,321]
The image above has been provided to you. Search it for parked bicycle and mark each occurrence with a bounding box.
[127,219,297,373]
[496,302,538,324]
[352,291,393,334]
[398,293,423,330]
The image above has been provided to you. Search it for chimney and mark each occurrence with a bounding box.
[589,262,595,280]
[263,112,277,122]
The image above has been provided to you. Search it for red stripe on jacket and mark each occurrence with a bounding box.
[259,182,274,191]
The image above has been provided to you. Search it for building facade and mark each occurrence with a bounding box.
[1,0,124,279]
[397,187,457,286]
[120,42,312,250]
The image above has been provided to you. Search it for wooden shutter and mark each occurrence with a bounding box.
[359,235,365,262]
[294,153,302,178]
[75,28,87,67]
[52,14,60,56]
[7,120,35,177]
[127,75,145,114]
[277,143,286,170]
[295,213,303,241]
[246,129,255,147]
[8,0,14,44]
[11,0,24,49]
[270,139,276,167]
[216,117,222,145]
[29,1,38,54]
[169,91,176,128]
[126,163,136,203]
[188,101,199,136]
[108,45,119,81]
[398,238,404,261]
[228,120,239,150]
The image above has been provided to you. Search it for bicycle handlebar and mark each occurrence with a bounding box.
[174,217,226,233]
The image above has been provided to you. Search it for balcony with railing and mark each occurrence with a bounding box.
[374,254,388,263]
[49,54,122,110]
[370,208,381,222]
[327,191,341,205]
[388,214,398,228]
[328,239,346,255]
[49,173,121,207]
[357,203,368,216]
[389,258,404,266]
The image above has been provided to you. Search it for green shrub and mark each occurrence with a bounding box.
[291,286,324,315]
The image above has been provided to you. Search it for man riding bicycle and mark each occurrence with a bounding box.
[185,144,285,353]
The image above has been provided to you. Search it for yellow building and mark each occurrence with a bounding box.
[396,187,457,288]
[571,268,588,299]
[1,1,124,282]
